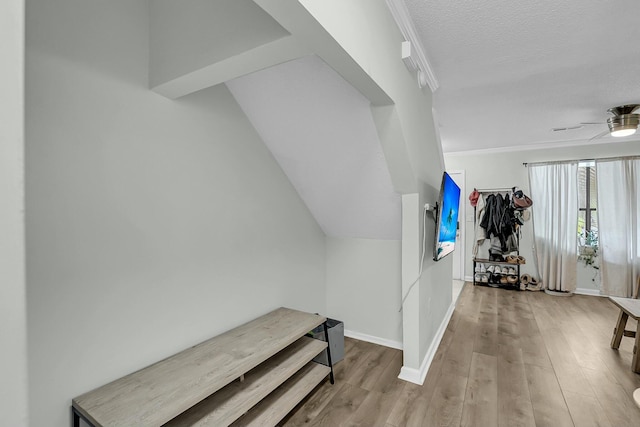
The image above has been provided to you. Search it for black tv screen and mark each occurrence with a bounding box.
[433,172,461,261]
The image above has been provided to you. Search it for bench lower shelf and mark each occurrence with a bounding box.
[231,362,331,427]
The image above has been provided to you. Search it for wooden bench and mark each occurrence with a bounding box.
[71,307,334,427]
[608,296,640,373]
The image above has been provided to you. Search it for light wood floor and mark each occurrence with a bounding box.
[281,283,640,427]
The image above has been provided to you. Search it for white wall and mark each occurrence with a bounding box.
[326,237,402,347]
[0,1,29,426]
[25,1,326,426]
[299,0,452,379]
[445,150,537,281]
[445,139,640,293]
[300,0,443,182]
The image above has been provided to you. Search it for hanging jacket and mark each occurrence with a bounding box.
[480,193,518,252]
[480,194,503,239]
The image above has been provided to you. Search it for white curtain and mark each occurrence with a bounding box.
[528,163,578,292]
[596,158,640,297]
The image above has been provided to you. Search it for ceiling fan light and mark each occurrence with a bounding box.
[607,114,640,137]
[610,128,637,137]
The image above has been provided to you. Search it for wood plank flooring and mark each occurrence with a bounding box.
[280,283,640,427]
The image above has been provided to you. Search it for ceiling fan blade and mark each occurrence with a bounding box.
[552,122,604,132]
[589,129,609,141]
[552,125,583,132]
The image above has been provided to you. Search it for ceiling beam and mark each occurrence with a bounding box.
[151,35,311,99]
[253,0,393,106]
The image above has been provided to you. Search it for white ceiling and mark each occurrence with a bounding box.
[403,0,640,153]
[226,56,401,239]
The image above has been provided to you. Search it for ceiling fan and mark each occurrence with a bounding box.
[552,104,640,140]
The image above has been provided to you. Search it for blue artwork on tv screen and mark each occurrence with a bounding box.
[434,172,461,261]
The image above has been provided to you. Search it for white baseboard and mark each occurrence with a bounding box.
[397,301,456,385]
[575,287,603,297]
[464,275,474,282]
[343,329,403,350]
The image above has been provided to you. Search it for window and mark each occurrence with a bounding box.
[578,161,598,248]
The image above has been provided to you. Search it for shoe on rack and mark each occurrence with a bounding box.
[506,255,518,264]
[487,265,495,273]
[494,266,502,274]
[491,253,505,262]
[480,263,486,273]
[517,255,526,264]
[508,267,516,275]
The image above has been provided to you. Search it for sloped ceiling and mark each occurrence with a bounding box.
[226,56,401,239]
[403,0,640,153]
[148,0,408,240]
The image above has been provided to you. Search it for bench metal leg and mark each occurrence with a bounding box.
[322,321,335,384]
[72,407,80,427]
[72,406,95,427]
[611,310,629,349]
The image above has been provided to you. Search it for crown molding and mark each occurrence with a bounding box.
[385,0,439,92]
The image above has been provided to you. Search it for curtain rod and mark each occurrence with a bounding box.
[523,154,640,167]
[474,187,512,192]
[523,159,585,167]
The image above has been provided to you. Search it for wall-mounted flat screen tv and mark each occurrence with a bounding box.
[433,172,461,261]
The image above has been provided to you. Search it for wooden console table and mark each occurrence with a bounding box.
[609,296,640,373]
[71,307,334,427]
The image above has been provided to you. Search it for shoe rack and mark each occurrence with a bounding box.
[473,256,525,290]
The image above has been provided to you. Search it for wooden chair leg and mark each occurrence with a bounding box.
[611,310,629,349]
[633,320,640,374]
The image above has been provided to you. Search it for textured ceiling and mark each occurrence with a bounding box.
[227,55,401,239]
[404,0,640,153]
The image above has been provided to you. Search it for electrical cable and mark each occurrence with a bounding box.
[399,204,429,311]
